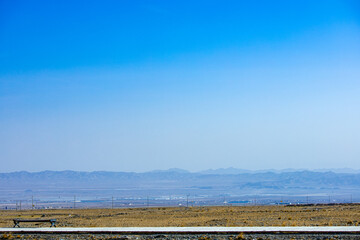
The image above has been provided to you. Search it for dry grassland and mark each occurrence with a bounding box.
[0,204,359,228]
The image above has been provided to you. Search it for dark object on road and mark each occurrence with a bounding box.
[13,218,57,228]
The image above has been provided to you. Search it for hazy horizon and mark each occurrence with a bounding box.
[2,167,360,175]
[1,1,360,172]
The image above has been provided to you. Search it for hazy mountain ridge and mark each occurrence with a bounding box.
[1,169,360,189]
[1,169,360,203]
[199,167,360,175]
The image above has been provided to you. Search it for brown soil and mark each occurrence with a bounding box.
[0,204,359,228]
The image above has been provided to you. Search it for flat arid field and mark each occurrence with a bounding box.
[0,204,359,228]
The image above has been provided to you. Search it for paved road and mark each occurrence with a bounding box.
[1,226,360,233]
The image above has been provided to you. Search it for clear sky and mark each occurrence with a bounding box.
[0,0,360,172]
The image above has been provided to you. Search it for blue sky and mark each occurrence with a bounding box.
[0,0,360,172]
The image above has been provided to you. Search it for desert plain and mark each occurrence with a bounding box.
[0,204,359,228]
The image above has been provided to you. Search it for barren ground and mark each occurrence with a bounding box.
[0,204,359,228]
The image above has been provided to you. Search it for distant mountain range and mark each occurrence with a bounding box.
[197,167,360,175]
[3,167,360,176]
[141,167,360,174]
[1,169,360,199]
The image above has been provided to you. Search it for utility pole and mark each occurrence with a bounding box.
[306,196,309,204]
[350,194,353,204]
[74,195,76,209]
[32,196,34,210]
[112,196,114,209]
[186,194,189,207]
[19,200,21,211]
